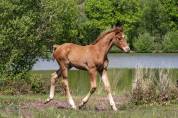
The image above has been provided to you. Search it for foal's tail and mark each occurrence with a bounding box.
[52,44,59,59]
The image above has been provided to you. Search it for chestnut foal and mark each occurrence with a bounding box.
[45,27,130,111]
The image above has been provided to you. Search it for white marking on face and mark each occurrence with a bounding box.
[123,46,130,52]
[122,34,125,38]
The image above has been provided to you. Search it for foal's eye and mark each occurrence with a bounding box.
[117,38,121,41]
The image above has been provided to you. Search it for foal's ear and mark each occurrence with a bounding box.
[115,21,122,27]
[114,27,123,34]
[118,26,123,31]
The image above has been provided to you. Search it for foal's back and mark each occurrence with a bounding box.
[53,43,99,69]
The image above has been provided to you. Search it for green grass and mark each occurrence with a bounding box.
[31,69,178,95]
[31,69,133,95]
[31,105,178,118]
[0,95,178,118]
[1,69,178,117]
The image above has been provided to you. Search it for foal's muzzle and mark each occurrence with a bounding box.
[123,46,130,52]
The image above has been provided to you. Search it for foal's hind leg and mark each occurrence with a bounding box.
[79,68,97,109]
[45,69,61,104]
[100,69,117,111]
[61,67,76,109]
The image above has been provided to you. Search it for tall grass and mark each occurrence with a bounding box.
[132,68,178,104]
[96,69,133,95]
[1,69,178,96]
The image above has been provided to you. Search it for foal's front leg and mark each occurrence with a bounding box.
[45,69,60,104]
[100,69,117,111]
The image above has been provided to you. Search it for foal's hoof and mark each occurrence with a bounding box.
[71,105,77,110]
[112,106,118,111]
[78,105,83,109]
[78,102,85,109]
[44,98,53,104]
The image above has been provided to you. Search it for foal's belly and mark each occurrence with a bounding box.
[69,58,89,70]
[69,57,93,71]
[71,63,87,70]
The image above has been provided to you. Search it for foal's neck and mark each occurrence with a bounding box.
[95,33,114,58]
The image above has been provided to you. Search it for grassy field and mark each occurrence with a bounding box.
[0,95,178,118]
[0,69,178,118]
[31,69,178,95]
[31,69,134,95]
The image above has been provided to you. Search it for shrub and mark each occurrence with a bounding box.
[0,73,31,95]
[162,31,178,52]
[132,68,178,105]
[133,32,154,52]
[0,72,65,95]
[0,73,48,95]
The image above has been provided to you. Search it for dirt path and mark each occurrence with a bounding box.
[20,94,130,111]
[19,95,130,117]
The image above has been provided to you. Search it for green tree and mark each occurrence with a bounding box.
[84,0,142,46]
[136,0,178,52]
[84,0,114,43]
[162,31,178,52]
[0,0,82,76]
[133,32,154,52]
[0,0,45,75]
[84,0,178,51]
[160,0,178,31]
[113,0,142,48]
[41,0,81,44]
[138,0,170,41]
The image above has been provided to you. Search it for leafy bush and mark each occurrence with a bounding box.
[162,31,178,52]
[132,68,178,105]
[0,73,31,95]
[0,73,48,95]
[0,71,66,95]
[133,32,154,52]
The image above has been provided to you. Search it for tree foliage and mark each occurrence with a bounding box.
[138,0,170,41]
[162,31,178,52]
[0,0,178,77]
[84,0,142,45]
[133,32,154,52]
[84,0,178,50]
[0,0,82,76]
[41,0,81,44]
[0,0,44,75]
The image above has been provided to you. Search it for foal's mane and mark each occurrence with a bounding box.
[92,27,122,45]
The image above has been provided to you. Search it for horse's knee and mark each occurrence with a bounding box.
[51,72,58,78]
[50,78,56,85]
[50,72,58,85]
[61,79,69,90]
[61,68,68,79]
[62,81,67,89]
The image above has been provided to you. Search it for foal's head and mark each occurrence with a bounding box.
[113,27,130,52]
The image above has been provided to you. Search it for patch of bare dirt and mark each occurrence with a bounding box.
[20,94,130,116]
[21,100,71,110]
[95,94,131,111]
